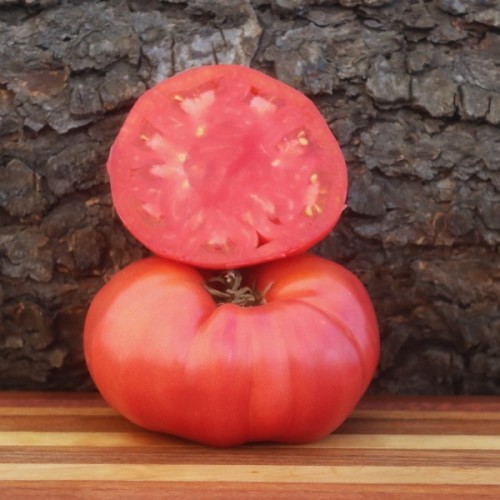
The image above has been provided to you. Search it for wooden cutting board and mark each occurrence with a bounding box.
[1,392,499,498]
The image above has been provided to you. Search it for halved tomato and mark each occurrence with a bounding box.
[107,65,347,269]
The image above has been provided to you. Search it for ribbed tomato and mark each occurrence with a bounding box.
[107,65,347,269]
[84,253,379,447]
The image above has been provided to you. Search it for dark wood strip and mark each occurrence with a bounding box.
[357,395,500,412]
[0,415,138,432]
[1,481,499,499]
[0,392,107,408]
[1,446,499,468]
[337,417,500,435]
[2,414,499,435]
[3,393,500,412]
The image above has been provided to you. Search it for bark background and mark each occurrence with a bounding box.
[0,0,499,394]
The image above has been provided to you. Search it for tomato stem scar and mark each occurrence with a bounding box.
[204,271,272,307]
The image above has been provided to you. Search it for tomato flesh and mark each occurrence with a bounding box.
[108,65,347,269]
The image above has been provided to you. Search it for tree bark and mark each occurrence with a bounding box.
[0,0,499,393]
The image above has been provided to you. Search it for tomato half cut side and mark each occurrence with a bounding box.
[107,64,347,269]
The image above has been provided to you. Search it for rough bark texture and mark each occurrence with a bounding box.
[0,0,499,393]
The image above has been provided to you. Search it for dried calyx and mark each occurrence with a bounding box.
[204,270,272,307]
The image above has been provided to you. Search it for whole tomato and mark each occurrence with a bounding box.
[84,252,379,447]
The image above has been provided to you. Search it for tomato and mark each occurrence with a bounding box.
[107,65,347,269]
[84,253,379,447]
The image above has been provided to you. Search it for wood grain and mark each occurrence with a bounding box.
[1,392,499,498]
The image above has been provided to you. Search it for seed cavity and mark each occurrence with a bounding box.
[141,202,164,221]
[181,90,216,116]
[298,130,309,146]
[149,164,171,178]
[149,156,188,180]
[250,95,277,114]
[250,193,276,216]
[304,172,322,217]
[206,234,233,252]
[305,204,322,217]
[277,130,309,156]
[148,133,174,156]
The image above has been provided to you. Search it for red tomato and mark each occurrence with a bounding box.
[84,253,379,447]
[107,65,347,269]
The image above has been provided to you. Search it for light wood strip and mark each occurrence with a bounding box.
[307,433,500,450]
[0,463,499,485]
[1,431,500,451]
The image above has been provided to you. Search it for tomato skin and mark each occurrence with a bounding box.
[107,64,347,269]
[84,253,379,447]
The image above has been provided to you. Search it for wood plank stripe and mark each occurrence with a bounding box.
[3,415,499,435]
[1,406,499,420]
[0,431,185,448]
[0,392,108,408]
[2,447,499,468]
[356,395,500,412]
[307,433,500,450]
[2,393,500,410]
[352,409,500,420]
[0,463,499,485]
[2,481,500,500]
[1,431,500,450]
[301,433,500,451]
[0,415,140,433]
[338,418,500,435]
[0,407,118,416]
